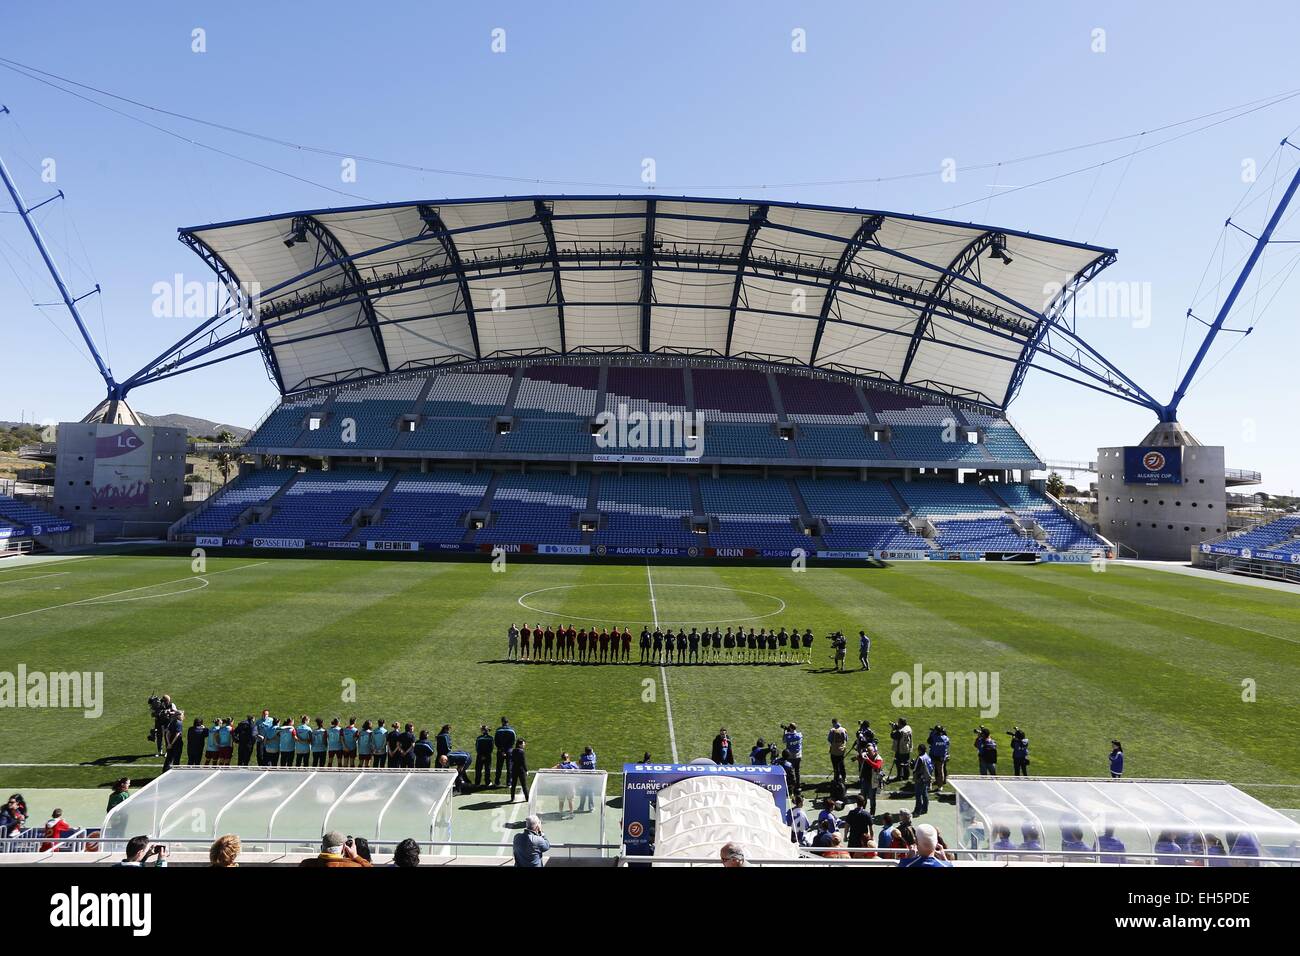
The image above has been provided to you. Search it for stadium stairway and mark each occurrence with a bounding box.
[785,477,825,548]
[228,469,303,533]
[581,472,602,547]
[461,471,501,544]
[389,374,440,451]
[341,471,403,541]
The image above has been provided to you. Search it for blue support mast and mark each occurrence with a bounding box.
[0,126,117,400]
[1162,141,1300,422]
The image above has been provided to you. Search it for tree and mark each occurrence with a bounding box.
[212,429,244,485]
[1045,471,1066,499]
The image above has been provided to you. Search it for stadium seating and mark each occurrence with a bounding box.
[179,470,296,535]
[201,360,1066,553]
[792,425,892,460]
[0,493,63,529]
[777,375,862,417]
[796,479,930,551]
[242,361,1040,467]
[897,481,1002,516]
[594,473,699,548]
[1217,514,1300,553]
[603,365,687,415]
[992,483,1103,551]
[480,471,589,544]
[241,470,392,541]
[513,365,599,418]
[693,368,776,421]
[700,476,810,550]
[355,471,488,543]
[702,423,791,458]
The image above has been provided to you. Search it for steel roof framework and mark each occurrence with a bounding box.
[118,195,1157,413]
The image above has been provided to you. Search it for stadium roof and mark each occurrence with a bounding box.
[139,196,1146,410]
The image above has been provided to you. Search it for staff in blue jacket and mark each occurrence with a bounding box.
[1109,740,1124,778]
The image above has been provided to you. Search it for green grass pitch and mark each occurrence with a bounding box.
[1,553,1297,806]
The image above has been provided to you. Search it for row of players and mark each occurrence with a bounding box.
[506,623,829,663]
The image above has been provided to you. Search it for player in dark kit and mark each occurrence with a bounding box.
[723,627,735,660]
[543,624,555,662]
[688,628,700,663]
[639,627,652,663]
[653,628,665,663]
[621,626,632,662]
[577,627,588,661]
[520,625,531,661]
[566,624,577,661]
[802,628,815,663]
[676,629,688,664]
[711,627,722,662]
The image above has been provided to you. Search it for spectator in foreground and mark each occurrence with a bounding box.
[39,808,73,851]
[113,835,168,867]
[897,823,952,868]
[719,842,747,867]
[106,777,131,814]
[298,831,372,868]
[209,834,241,867]
[391,838,421,867]
[513,815,549,867]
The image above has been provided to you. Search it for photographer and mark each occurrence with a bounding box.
[974,727,998,776]
[927,725,950,791]
[147,695,177,756]
[888,716,913,783]
[855,740,883,815]
[161,709,185,772]
[827,719,849,784]
[1010,727,1030,776]
[830,632,847,673]
[912,744,933,816]
[112,835,169,868]
[513,815,550,867]
[781,722,804,791]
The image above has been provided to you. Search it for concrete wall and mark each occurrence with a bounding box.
[53,423,189,539]
[1095,445,1227,560]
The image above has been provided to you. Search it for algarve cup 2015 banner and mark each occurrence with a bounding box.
[90,425,153,508]
[622,763,789,857]
[1123,445,1182,485]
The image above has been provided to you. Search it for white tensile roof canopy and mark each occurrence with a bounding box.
[177,196,1117,408]
[952,776,1300,864]
[652,773,800,864]
[101,766,457,852]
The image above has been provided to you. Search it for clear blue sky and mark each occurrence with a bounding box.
[2,1,1298,493]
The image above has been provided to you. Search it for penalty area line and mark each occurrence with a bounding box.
[0,561,269,623]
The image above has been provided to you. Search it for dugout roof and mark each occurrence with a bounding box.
[952,776,1300,863]
[101,766,456,850]
[173,196,1119,408]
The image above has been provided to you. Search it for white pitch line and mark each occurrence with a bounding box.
[0,572,69,586]
[0,561,269,623]
[646,561,679,763]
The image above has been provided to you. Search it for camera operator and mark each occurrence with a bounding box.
[927,725,950,791]
[829,631,848,672]
[780,722,804,791]
[1009,727,1029,776]
[161,709,185,772]
[147,695,178,756]
[974,726,998,776]
[888,716,913,783]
